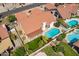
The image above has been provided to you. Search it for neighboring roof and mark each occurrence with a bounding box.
[73,41,79,48]
[16,8,56,37]
[57,4,78,19]
[0,25,9,39]
[0,38,12,53]
[45,3,56,10]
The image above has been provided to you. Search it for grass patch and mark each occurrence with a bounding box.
[12,36,48,55]
[55,42,79,56]
[42,46,59,56]
[71,15,79,18]
[12,47,26,56]
[24,36,46,54]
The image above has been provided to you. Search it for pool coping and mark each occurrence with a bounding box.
[42,27,62,39]
[65,28,79,43]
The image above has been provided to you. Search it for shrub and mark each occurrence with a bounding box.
[7,15,16,22]
[57,33,66,41]
[54,22,60,27]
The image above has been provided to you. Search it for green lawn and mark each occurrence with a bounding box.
[24,36,46,54]
[71,15,79,18]
[12,36,47,55]
[57,42,78,56]
[42,46,59,56]
[12,47,26,56]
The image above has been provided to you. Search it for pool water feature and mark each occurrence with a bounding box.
[45,28,60,38]
[66,30,79,43]
[67,20,78,27]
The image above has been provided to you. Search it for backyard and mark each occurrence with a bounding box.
[52,42,79,56]
[24,36,47,55]
[12,36,48,55]
[42,46,60,56]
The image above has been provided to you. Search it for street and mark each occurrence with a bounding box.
[0,3,46,18]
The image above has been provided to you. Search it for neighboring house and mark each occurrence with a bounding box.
[44,3,56,11]
[0,25,13,54]
[73,41,79,48]
[44,3,62,18]
[57,4,78,19]
[15,7,56,39]
[73,41,79,53]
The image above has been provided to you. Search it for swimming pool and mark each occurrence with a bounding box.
[66,30,79,43]
[45,28,60,38]
[67,20,78,27]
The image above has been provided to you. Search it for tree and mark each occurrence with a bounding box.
[57,33,66,41]
[7,15,17,22]
[58,18,68,28]
[54,22,60,27]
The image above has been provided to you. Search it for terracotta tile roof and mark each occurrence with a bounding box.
[73,41,79,48]
[45,3,56,10]
[16,8,56,37]
[57,4,78,19]
[0,25,9,40]
[27,28,42,38]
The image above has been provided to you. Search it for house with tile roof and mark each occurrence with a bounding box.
[44,3,62,18]
[57,4,78,19]
[15,7,56,39]
[44,3,56,11]
[0,25,13,54]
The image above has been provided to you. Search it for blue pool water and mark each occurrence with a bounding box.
[67,20,78,27]
[45,28,60,38]
[67,32,79,43]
